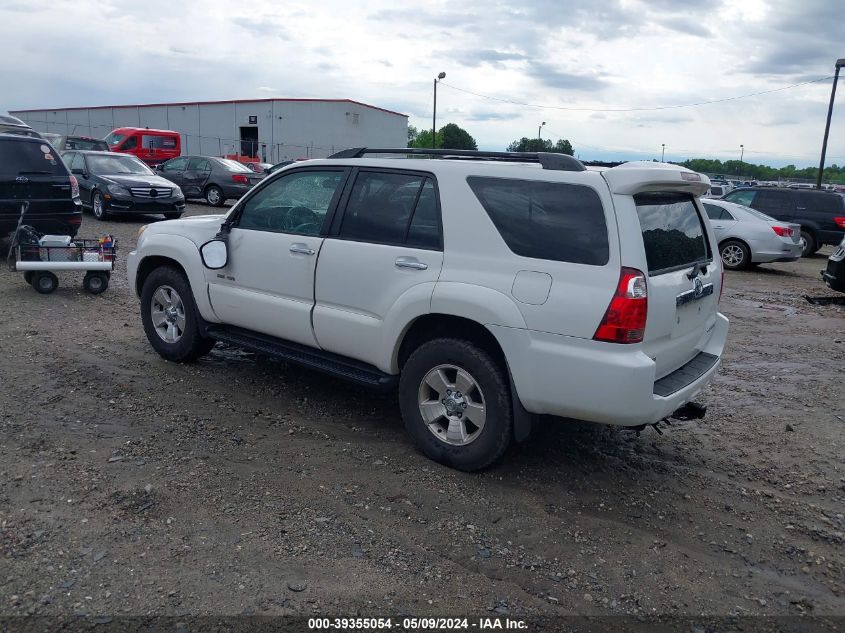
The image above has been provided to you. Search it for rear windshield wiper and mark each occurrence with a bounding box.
[687,261,709,280]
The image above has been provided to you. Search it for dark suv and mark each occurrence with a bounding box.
[0,134,82,238]
[722,187,845,256]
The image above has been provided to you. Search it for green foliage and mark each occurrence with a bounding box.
[408,128,441,149]
[506,137,574,155]
[681,158,845,184]
[439,123,478,150]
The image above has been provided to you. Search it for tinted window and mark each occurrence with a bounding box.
[142,135,176,149]
[467,176,608,265]
[724,189,756,206]
[798,191,844,213]
[65,138,109,151]
[187,158,211,171]
[709,186,724,196]
[339,172,428,245]
[238,170,344,235]
[753,190,794,215]
[634,192,709,275]
[406,179,441,249]
[121,136,138,150]
[161,157,188,172]
[70,153,86,173]
[704,203,726,220]
[0,139,65,175]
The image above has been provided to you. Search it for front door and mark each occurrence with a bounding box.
[157,156,188,191]
[207,168,349,346]
[313,169,444,368]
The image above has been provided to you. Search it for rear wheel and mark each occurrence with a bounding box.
[205,185,225,207]
[83,271,109,294]
[92,191,108,220]
[719,240,750,270]
[140,267,215,361]
[799,230,816,257]
[32,271,58,294]
[399,338,512,471]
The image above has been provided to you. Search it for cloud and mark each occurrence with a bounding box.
[464,111,523,122]
[526,62,607,92]
[231,15,291,40]
[443,48,527,69]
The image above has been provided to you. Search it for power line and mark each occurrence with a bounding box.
[440,75,834,113]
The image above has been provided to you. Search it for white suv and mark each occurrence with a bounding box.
[128,148,729,471]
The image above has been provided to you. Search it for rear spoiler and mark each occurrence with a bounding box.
[600,161,711,197]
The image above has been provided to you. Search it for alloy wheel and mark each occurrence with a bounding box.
[721,244,745,267]
[417,364,486,446]
[150,285,186,343]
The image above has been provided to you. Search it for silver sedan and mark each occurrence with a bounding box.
[702,198,802,270]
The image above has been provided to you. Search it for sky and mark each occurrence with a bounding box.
[1,0,844,167]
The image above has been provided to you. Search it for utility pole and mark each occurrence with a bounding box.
[739,144,744,178]
[538,121,546,141]
[817,59,845,189]
[432,72,446,149]
[661,143,665,162]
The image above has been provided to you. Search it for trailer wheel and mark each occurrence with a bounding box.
[33,271,58,294]
[23,271,34,285]
[83,271,109,295]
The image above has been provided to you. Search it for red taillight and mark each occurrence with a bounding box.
[834,217,845,229]
[771,225,794,237]
[69,175,80,199]
[232,174,249,184]
[593,267,648,344]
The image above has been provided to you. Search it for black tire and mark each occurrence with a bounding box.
[164,212,182,220]
[91,190,108,220]
[23,271,34,285]
[800,230,816,257]
[140,266,215,362]
[719,239,751,271]
[204,185,225,207]
[32,271,58,294]
[399,338,512,471]
[83,271,109,295]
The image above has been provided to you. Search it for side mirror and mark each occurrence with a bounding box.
[200,239,228,269]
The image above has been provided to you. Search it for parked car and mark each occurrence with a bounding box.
[0,133,81,238]
[703,183,731,198]
[821,235,845,293]
[61,150,185,221]
[105,127,181,165]
[267,160,295,173]
[244,162,273,174]
[128,149,728,471]
[155,156,264,206]
[701,198,802,270]
[42,134,110,152]
[0,114,40,138]
[722,186,845,256]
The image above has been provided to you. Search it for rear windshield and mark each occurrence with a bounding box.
[215,158,253,172]
[467,176,609,265]
[65,137,109,151]
[634,192,710,275]
[0,140,66,176]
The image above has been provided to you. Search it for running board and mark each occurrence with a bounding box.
[206,325,398,391]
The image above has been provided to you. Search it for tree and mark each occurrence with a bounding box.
[439,123,478,150]
[407,125,419,146]
[408,129,440,149]
[506,137,574,155]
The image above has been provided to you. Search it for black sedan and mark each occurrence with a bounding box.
[155,156,263,206]
[62,151,186,221]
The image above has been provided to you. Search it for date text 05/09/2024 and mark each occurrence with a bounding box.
[307,617,528,630]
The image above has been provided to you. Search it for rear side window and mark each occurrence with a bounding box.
[467,176,609,265]
[0,140,65,175]
[703,203,732,220]
[799,191,844,213]
[754,190,794,214]
[143,135,176,149]
[634,192,709,275]
[339,171,441,249]
[724,189,755,206]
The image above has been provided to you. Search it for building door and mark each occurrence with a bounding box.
[239,126,258,158]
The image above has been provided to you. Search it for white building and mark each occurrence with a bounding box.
[11,98,408,163]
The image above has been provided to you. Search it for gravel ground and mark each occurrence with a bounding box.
[0,203,843,622]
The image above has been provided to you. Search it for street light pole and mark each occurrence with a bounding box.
[432,71,446,149]
[739,144,744,178]
[817,59,845,189]
[661,143,665,162]
[538,121,546,142]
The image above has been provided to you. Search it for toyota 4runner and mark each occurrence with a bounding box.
[128,148,729,471]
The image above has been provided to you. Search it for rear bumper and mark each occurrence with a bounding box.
[751,241,802,263]
[490,312,729,426]
[0,211,82,238]
[221,183,252,199]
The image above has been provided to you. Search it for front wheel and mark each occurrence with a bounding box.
[399,338,512,471]
[205,185,225,207]
[719,239,751,270]
[92,191,108,220]
[140,267,215,362]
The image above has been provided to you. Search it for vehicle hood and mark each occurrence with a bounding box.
[144,214,228,247]
[101,174,177,188]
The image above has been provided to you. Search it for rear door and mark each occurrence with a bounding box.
[313,169,444,366]
[182,157,211,197]
[703,202,737,241]
[750,189,795,221]
[798,191,845,243]
[633,192,719,379]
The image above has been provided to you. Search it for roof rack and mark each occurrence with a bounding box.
[327,147,586,172]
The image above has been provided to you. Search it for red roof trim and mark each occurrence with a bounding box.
[11,98,408,118]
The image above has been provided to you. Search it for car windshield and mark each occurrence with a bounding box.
[87,154,154,175]
[104,132,126,146]
[216,158,253,172]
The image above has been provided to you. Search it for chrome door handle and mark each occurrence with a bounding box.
[290,243,315,255]
[395,256,428,270]
[713,225,724,229]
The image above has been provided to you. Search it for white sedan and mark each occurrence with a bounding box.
[702,198,802,270]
